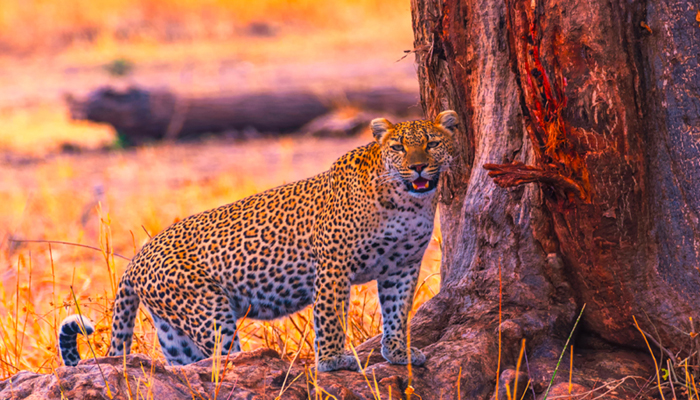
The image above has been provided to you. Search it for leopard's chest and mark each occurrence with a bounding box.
[349,210,435,285]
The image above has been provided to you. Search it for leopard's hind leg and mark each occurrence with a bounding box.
[150,313,206,365]
[143,281,241,364]
[109,274,139,357]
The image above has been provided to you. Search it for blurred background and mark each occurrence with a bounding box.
[0,0,420,153]
[0,0,441,377]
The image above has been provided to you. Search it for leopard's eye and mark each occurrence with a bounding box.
[426,141,440,149]
[390,144,404,152]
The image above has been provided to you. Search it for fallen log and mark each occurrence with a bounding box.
[65,86,420,145]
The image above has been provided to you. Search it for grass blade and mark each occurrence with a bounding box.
[542,303,586,400]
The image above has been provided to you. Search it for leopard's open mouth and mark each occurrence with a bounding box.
[407,174,439,194]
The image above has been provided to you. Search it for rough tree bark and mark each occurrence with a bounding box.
[403,0,700,398]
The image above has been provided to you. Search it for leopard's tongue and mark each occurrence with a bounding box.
[412,177,430,190]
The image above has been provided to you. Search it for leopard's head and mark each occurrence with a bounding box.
[371,111,457,196]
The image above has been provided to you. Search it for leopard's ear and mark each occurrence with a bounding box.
[434,110,458,135]
[370,118,394,144]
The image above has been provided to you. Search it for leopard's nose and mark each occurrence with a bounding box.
[409,163,427,173]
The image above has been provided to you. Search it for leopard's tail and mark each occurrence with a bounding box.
[59,275,139,366]
[59,314,95,366]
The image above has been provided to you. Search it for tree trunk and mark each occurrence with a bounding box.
[403,0,700,398]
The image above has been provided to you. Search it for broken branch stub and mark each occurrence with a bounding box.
[483,162,586,201]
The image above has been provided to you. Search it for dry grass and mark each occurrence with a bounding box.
[0,134,442,380]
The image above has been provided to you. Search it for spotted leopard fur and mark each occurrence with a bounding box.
[59,111,458,371]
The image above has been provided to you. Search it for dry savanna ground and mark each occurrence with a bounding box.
[0,0,443,381]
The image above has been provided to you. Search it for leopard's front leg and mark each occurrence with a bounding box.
[377,260,425,366]
[313,262,359,372]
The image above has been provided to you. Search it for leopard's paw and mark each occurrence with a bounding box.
[381,338,426,366]
[317,353,360,372]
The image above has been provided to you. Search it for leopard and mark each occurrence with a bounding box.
[59,110,458,372]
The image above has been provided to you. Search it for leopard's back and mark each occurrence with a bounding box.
[129,169,332,320]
